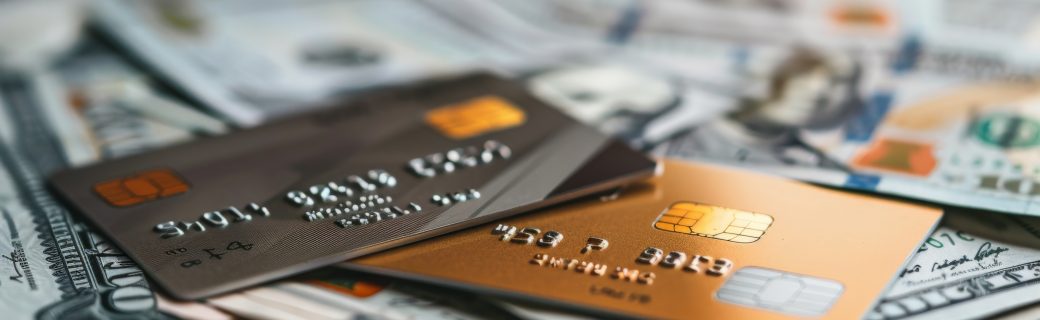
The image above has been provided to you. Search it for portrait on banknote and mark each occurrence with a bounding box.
[655,48,864,170]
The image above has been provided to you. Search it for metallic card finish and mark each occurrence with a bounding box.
[343,160,943,319]
[48,74,656,299]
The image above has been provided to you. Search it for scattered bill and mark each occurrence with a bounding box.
[421,0,1040,216]
[91,0,582,125]
[869,209,1040,320]
[519,43,1040,216]
[486,0,901,51]
[653,46,1040,215]
[899,0,1040,68]
[0,39,224,320]
[13,1,1040,320]
[92,0,1040,219]
[158,272,537,320]
[343,159,942,319]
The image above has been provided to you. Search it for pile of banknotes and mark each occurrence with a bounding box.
[5,0,1040,319]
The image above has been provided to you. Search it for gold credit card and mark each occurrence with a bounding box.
[341,159,942,319]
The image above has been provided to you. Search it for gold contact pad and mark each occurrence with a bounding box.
[654,202,773,243]
[426,95,526,139]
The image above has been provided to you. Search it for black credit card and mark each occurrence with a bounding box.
[48,73,657,299]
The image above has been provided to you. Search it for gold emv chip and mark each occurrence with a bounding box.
[426,95,526,139]
[654,202,773,243]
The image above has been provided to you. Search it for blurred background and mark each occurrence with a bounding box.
[4,0,1040,319]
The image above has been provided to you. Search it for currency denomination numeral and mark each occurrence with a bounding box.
[918,231,975,253]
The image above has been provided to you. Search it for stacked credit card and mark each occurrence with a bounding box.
[49,74,657,299]
[49,74,942,318]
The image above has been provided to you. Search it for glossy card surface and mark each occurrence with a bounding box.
[48,74,657,299]
[343,160,942,319]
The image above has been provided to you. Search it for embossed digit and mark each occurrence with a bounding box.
[483,140,511,159]
[492,224,518,241]
[707,258,733,276]
[246,202,270,217]
[346,175,376,192]
[684,255,711,273]
[201,211,230,228]
[581,237,609,254]
[309,182,351,203]
[636,247,664,265]
[511,227,541,245]
[154,221,184,239]
[446,146,481,167]
[367,170,397,187]
[537,231,564,248]
[226,206,252,222]
[408,158,437,178]
[660,251,687,268]
[286,191,314,207]
[177,221,205,233]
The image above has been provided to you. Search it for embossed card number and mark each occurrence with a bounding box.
[491,224,735,287]
[151,141,510,239]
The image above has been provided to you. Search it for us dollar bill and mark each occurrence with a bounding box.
[0,40,223,320]
[158,271,537,320]
[520,37,1040,216]
[444,0,1040,216]
[867,209,1040,320]
[91,0,574,125]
